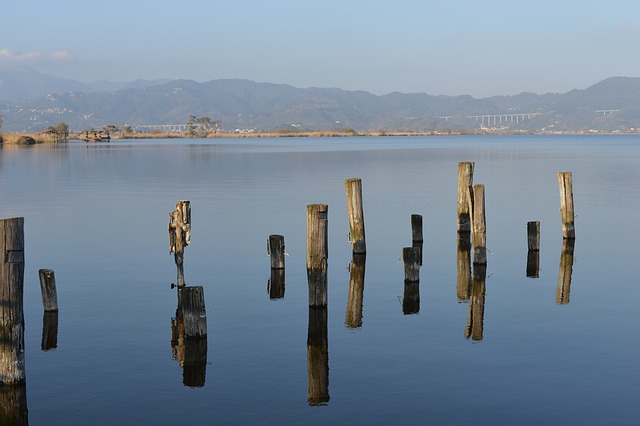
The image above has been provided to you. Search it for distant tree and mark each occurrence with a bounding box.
[103,124,119,137]
[46,122,70,142]
[187,115,221,137]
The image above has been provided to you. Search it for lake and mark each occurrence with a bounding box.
[1,135,639,425]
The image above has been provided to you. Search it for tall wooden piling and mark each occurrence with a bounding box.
[558,172,575,239]
[38,269,58,312]
[472,184,487,265]
[307,204,328,307]
[465,263,487,341]
[0,217,26,384]
[345,178,366,254]
[307,307,329,406]
[402,247,421,283]
[169,200,191,288]
[267,234,285,269]
[345,254,366,328]
[556,239,575,304]
[457,162,475,233]
[180,286,207,339]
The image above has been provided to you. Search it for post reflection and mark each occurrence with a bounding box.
[526,249,540,278]
[170,289,208,388]
[456,232,472,302]
[0,383,28,426]
[267,268,285,300]
[465,264,486,341]
[345,254,366,328]
[556,239,575,304]
[307,307,329,406]
[41,311,59,351]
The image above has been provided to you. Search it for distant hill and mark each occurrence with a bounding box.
[1,73,639,133]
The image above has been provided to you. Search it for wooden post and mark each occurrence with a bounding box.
[526,221,541,278]
[456,233,472,302]
[411,214,423,243]
[267,234,285,269]
[345,178,366,254]
[0,217,26,384]
[472,184,487,265]
[402,247,420,283]
[556,239,575,304]
[268,268,285,300]
[307,307,329,406]
[457,162,475,233]
[307,204,328,307]
[345,254,366,328]
[41,311,59,351]
[38,269,58,312]
[465,263,486,341]
[558,172,575,239]
[402,281,420,315]
[180,286,207,339]
[169,200,191,288]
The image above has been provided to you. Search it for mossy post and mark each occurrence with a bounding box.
[472,184,487,265]
[38,269,58,312]
[267,234,285,269]
[345,178,366,254]
[0,217,26,384]
[558,172,575,239]
[307,204,328,307]
[169,200,191,288]
[457,162,475,233]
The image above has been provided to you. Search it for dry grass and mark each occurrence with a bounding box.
[1,132,55,144]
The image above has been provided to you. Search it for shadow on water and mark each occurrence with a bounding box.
[556,239,575,304]
[345,254,366,328]
[307,307,329,406]
[465,264,487,342]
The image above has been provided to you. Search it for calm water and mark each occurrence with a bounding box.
[1,135,639,425]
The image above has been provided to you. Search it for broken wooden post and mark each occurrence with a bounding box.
[526,221,541,278]
[307,307,329,406]
[1,217,26,384]
[556,239,575,304]
[168,200,191,288]
[345,178,366,254]
[267,234,285,269]
[41,311,59,351]
[402,246,420,283]
[472,184,487,265]
[180,286,207,339]
[558,172,575,239]
[457,162,475,233]
[345,254,366,328]
[38,269,58,312]
[307,204,328,307]
[465,263,487,341]
[456,233,472,302]
[268,268,286,300]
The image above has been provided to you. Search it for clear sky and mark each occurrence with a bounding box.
[1,0,639,98]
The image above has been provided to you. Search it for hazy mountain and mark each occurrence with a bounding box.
[1,74,639,133]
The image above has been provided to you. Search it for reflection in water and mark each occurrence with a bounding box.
[465,264,486,342]
[412,240,423,266]
[456,233,472,302]
[267,268,285,300]
[41,311,59,351]
[345,254,366,328]
[307,307,329,406]
[526,249,540,278]
[0,383,28,426]
[402,281,420,315]
[556,239,575,304]
[171,296,208,388]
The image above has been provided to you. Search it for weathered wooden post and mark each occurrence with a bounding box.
[267,234,285,269]
[345,178,366,254]
[472,184,487,265]
[456,233,472,302]
[268,268,286,300]
[465,263,486,341]
[526,221,540,278]
[307,204,328,307]
[180,286,207,339]
[411,214,423,243]
[345,254,366,328]
[41,312,58,351]
[558,172,575,239]
[556,239,575,304]
[168,200,191,288]
[307,307,329,406]
[402,247,420,283]
[38,269,58,312]
[457,162,475,233]
[1,217,26,385]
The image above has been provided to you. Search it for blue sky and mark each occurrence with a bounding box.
[1,0,639,97]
